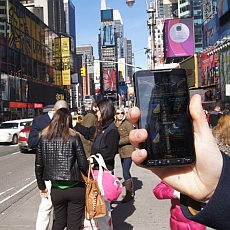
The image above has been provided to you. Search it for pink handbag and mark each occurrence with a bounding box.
[89,154,122,202]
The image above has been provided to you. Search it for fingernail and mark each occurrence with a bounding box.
[135,130,141,139]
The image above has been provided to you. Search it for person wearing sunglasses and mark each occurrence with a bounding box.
[115,107,136,203]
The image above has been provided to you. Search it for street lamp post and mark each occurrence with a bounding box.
[126,0,156,69]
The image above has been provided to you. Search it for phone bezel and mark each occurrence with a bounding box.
[133,68,196,168]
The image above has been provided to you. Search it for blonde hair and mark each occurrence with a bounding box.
[213,114,230,145]
[114,107,126,127]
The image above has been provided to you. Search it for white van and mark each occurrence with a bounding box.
[0,118,33,144]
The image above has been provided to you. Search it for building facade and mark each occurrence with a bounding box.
[0,0,67,121]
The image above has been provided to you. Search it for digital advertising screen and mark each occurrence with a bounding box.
[118,85,127,101]
[103,69,117,92]
[200,52,217,87]
[101,9,113,22]
[164,18,195,58]
[203,14,220,48]
[101,25,115,47]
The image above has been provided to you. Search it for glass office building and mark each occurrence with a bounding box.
[0,0,66,121]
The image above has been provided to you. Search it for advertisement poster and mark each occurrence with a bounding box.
[203,14,220,48]
[61,37,71,85]
[103,69,117,92]
[217,0,230,18]
[94,60,100,84]
[164,18,194,58]
[101,25,115,47]
[200,52,217,87]
[118,85,127,101]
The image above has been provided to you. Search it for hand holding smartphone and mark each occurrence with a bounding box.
[133,68,195,167]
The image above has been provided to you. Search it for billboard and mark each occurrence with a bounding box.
[103,69,117,92]
[203,14,220,48]
[164,18,194,58]
[190,88,216,103]
[101,25,115,47]
[179,54,198,88]
[101,9,113,22]
[54,37,62,86]
[118,85,127,101]
[118,58,126,82]
[217,0,230,18]
[200,52,218,87]
[61,37,71,85]
[94,60,100,84]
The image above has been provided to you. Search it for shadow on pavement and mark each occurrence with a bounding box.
[111,177,143,230]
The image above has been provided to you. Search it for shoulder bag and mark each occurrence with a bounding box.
[81,162,106,220]
[89,154,122,201]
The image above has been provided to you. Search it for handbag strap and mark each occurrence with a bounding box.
[89,154,108,171]
[87,162,95,181]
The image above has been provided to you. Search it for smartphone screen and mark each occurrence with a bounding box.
[134,68,195,167]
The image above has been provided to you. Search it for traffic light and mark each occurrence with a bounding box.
[80,67,86,77]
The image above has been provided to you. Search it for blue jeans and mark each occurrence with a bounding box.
[121,157,132,180]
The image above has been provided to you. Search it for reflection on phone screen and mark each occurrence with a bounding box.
[135,69,195,167]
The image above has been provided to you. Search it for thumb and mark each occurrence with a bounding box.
[189,94,210,134]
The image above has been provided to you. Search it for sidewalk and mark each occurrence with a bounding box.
[0,155,213,230]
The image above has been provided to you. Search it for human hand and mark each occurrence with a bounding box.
[129,94,223,203]
[40,189,49,199]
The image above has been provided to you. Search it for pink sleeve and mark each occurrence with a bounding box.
[153,181,175,200]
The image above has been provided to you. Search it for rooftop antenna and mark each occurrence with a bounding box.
[101,0,106,10]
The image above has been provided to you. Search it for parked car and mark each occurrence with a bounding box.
[0,119,33,144]
[18,125,34,153]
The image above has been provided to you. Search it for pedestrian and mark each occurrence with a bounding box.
[114,107,135,203]
[153,181,206,230]
[74,99,120,172]
[129,94,230,229]
[28,100,68,230]
[35,108,88,230]
[80,101,98,158]
[212,114,230,156]
[209,105,222,128]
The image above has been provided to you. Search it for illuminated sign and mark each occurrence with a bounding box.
[164,18,195,58]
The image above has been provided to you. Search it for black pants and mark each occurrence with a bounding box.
[51,183,85,230]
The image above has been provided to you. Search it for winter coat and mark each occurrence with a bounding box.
[153,181,206,230]
[35,128,88,191]
[28,113,51,149]
[80,110,97,158]
[116,119,135,158]
[75,118,120,171]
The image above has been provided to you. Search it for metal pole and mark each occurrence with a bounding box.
[147,0,156,69]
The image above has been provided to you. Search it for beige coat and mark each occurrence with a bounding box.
[116,119,136,158]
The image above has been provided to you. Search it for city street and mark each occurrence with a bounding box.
[0,146,213,230]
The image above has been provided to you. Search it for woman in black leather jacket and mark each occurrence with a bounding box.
[75,99,120,172]
[35,108,88,230]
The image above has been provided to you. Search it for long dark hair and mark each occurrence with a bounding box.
[94,99,115,137]
[46,108,73,143]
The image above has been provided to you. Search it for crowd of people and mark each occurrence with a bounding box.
[31,95,230,230]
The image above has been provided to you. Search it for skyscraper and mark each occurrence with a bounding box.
[63,0,76,47]
[19,0,65,35]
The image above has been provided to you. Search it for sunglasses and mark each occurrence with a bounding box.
[116,112,124,115]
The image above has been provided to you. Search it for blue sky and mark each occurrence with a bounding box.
[72,0,150,69]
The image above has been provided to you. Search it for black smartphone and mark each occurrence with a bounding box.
[133,68,195,167]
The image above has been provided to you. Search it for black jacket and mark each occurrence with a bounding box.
[181,151,230,229]
[35,128,88,190]
[28,113,51,149]
[75,119,120,171]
